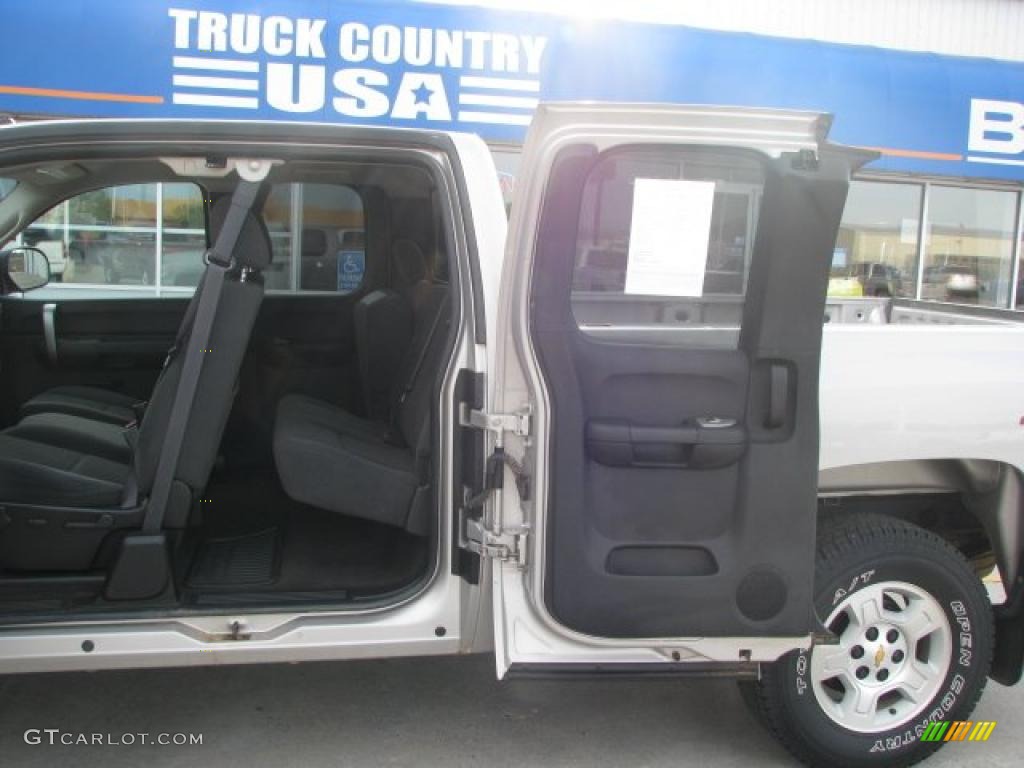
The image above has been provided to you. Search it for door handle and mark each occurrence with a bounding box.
[42,303,58,365]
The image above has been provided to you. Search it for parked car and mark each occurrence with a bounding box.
[0,108,1021,768]
[922,264,980,301]
[94,231,157,285]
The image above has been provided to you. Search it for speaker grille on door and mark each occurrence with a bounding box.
[736,567,787,621]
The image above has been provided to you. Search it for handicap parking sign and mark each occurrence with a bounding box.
[337,249,365,294]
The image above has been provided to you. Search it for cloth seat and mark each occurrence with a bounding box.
[0,193,272,571]
[274,241,449,534]
[274,394,418,529]
[353,290,412,421]
[19,385,141,426]
[16,194,297,429]
[0,432,130,508]
[6,411,135,463]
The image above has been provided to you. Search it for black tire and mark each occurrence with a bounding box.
[741,514,993,768]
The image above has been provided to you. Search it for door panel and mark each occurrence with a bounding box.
[0,297,187,426]
[495,105,870,650]
[534,144,855,638]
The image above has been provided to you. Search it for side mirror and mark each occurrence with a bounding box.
[1,246,51,292]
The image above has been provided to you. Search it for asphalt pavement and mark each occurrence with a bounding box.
[0,652,1020,767]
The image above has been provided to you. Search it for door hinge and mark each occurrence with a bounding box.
[459,402,532,503]
[458,403,532,566]
[459,403,531,446]
[461,512,529,566]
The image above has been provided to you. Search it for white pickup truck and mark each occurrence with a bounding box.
[0,105,1021,768]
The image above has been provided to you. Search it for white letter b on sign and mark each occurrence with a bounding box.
[969,99,1024,155]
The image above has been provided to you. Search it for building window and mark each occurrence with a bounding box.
[833,180,921,298]
[161,182,208,288]
[922,186,1017,308]
[1015,203,1023,310]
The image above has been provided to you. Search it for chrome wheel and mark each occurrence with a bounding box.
[810,580,952,733]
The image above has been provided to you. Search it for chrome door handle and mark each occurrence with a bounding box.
[697,416,737,429]
[42,303,58,365]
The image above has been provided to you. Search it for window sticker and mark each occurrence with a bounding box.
[624,178,715,297]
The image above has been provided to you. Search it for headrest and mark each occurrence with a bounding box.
[391,239,428,292]
[209,195,273,270]
[338,229,365,248]
[301,228,328,257]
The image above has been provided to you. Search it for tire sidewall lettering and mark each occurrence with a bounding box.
[790,557,984,756]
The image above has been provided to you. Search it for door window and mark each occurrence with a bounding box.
[21,182,365,296]
[570,148,763,344]
[22,182,206,293]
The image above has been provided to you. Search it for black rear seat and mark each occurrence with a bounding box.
[273,241,449,535]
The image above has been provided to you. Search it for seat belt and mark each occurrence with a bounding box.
[140,180,260,533]
[397,294,448,408]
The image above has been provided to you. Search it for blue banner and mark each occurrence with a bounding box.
[1,1,1022,180]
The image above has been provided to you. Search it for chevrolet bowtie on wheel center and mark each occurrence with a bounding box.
[0,106,1020,768]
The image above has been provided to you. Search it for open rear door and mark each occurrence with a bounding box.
[487,104,873,675]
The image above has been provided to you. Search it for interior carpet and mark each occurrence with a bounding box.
[187,528,279,588]
[182,471,429,600]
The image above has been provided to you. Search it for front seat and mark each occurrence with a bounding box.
[19,385,142,426]
[273,242,449,535]
[15,205,279,428]
[0,195,272,573]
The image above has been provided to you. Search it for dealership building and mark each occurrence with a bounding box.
[1,0,1022,310]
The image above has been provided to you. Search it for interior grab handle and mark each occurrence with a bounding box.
[42,303,58,365]
[766,362,789,429]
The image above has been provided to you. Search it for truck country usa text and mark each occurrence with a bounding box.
[167,8,549,126]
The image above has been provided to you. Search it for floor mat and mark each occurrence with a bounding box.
[187,528,279,589]
[183,472,429,600]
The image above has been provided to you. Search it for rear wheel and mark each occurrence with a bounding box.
[741,514,993,768]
